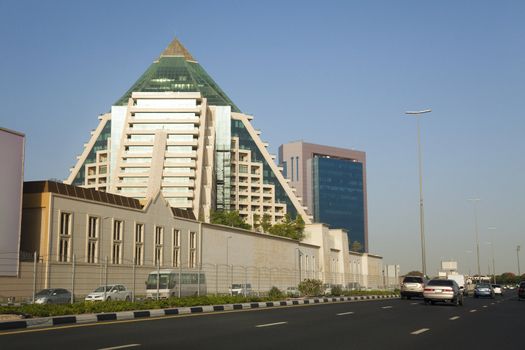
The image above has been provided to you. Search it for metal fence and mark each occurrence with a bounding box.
[0,252,397,304]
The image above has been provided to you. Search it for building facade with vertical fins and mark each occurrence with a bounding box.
[279,141,368,252]
[65,38,311,226]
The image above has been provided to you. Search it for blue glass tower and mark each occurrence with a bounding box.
[312,155,365,252]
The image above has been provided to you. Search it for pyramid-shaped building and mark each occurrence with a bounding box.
[66,38,310,225]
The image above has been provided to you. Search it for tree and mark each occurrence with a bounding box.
[404,271,424,277]
[210,210,251,230]
[350,240,363,252]
[268,214,305,241]
[261,214,272,233]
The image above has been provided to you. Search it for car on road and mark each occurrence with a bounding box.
[400,276,426,299]
[85,284,132,302]
[229,283,253,296]
[474,283,495,299]
[34,288,72,304]
[286,287,300,297]
[423,279,463,306]
[518,281,525,300]
[491,284,503,296]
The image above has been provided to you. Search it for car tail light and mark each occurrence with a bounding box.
[424,288,432,292]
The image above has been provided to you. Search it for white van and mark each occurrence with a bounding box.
[146,269,206,299]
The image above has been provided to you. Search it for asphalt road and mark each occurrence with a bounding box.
[1,294,522,350]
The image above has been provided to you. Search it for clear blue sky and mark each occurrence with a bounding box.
[1,0,524,275]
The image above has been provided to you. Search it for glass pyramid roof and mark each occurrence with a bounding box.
[115,38,240,112]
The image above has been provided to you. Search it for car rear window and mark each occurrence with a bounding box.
[403,276,423,283]
[427,280,453,286]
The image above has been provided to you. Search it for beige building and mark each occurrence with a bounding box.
[0,181,383,301]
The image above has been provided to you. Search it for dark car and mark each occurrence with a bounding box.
[518,281,525,300]
[34,288,72,304]
[474,283,495,299]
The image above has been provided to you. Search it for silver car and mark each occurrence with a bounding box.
[423,279,463,306]
[34,288,72,304]
[401,276,426,299]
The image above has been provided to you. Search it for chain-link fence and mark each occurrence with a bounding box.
[0,252,393,304]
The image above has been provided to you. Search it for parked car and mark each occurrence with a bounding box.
[85,284,132,302]
[400,276,426,299]
[286,287,300,297]
[518,281,525,301]
[423,279,463,306]
[34,288,72,304]
[491,284,503,296]
[229,283,252,296]
[474,283,495,299]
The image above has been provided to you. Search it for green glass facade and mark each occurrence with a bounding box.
[231,119,297,218]
[72,120,111,186]
[115,57,240,112]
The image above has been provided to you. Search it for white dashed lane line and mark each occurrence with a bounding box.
[410,302,418,305]
[411,328,430,335]
[483,305,488,308]
[470,309,477,313]
[336,312,354,316]
[255,322,288,328]
[381,306,393,309]
[97,344,141,350]
[449,316,460,321]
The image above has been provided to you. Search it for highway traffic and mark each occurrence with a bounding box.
[0,293,521,349]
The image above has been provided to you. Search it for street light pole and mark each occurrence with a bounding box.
[468,198,481,278]
[487,227,496,284]
[405,109,431,277]
[517,245,521,276]
[226,236,232,295]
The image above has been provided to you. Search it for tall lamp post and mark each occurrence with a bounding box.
[405,109,431,277]
[467,198,481,278]
[487,227,496,284]
[517,245,521,276]
[226,236,232,294]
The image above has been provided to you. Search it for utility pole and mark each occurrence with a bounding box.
[517,245,521,276]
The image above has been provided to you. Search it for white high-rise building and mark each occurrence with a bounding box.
[66,38,310,225]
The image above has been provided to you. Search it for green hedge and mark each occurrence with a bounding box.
[0,291,398,318]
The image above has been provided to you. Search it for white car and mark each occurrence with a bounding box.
[85,284,132,302]
[491,284,503,296]
[229,283,252,296]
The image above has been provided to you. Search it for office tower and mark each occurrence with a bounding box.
[279,141,367,251]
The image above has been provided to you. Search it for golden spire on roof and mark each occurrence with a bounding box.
[159,37,196,61]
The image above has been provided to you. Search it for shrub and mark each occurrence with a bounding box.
[268,286,283,299]
[298,279,323,297]
[331,285,343,296]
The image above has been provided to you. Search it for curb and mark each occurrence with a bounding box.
[0,294,399,331]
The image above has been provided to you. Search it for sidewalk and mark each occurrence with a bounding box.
[0,294,399,331]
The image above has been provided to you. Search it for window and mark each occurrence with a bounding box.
[290,157,294,181]
[296,156,299,181]
[87,216,99,263]
[172,229,180,267]
[134,223,144,265]
[189,231,197,268]
[154,226,164,266]
[239,164,248,174]
[112,220,123,264]
[58,212,72,262]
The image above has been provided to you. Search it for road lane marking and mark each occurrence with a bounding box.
[491,303,495,305]
[255,321,288,328]
[97,345,141,350]
[470,309,477,313]
[336,312,354,316]
[381,306,393,309]
[483,305,487,308]
[449,316,460,321]
[410,303,418,305]
[411,328,429,335]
